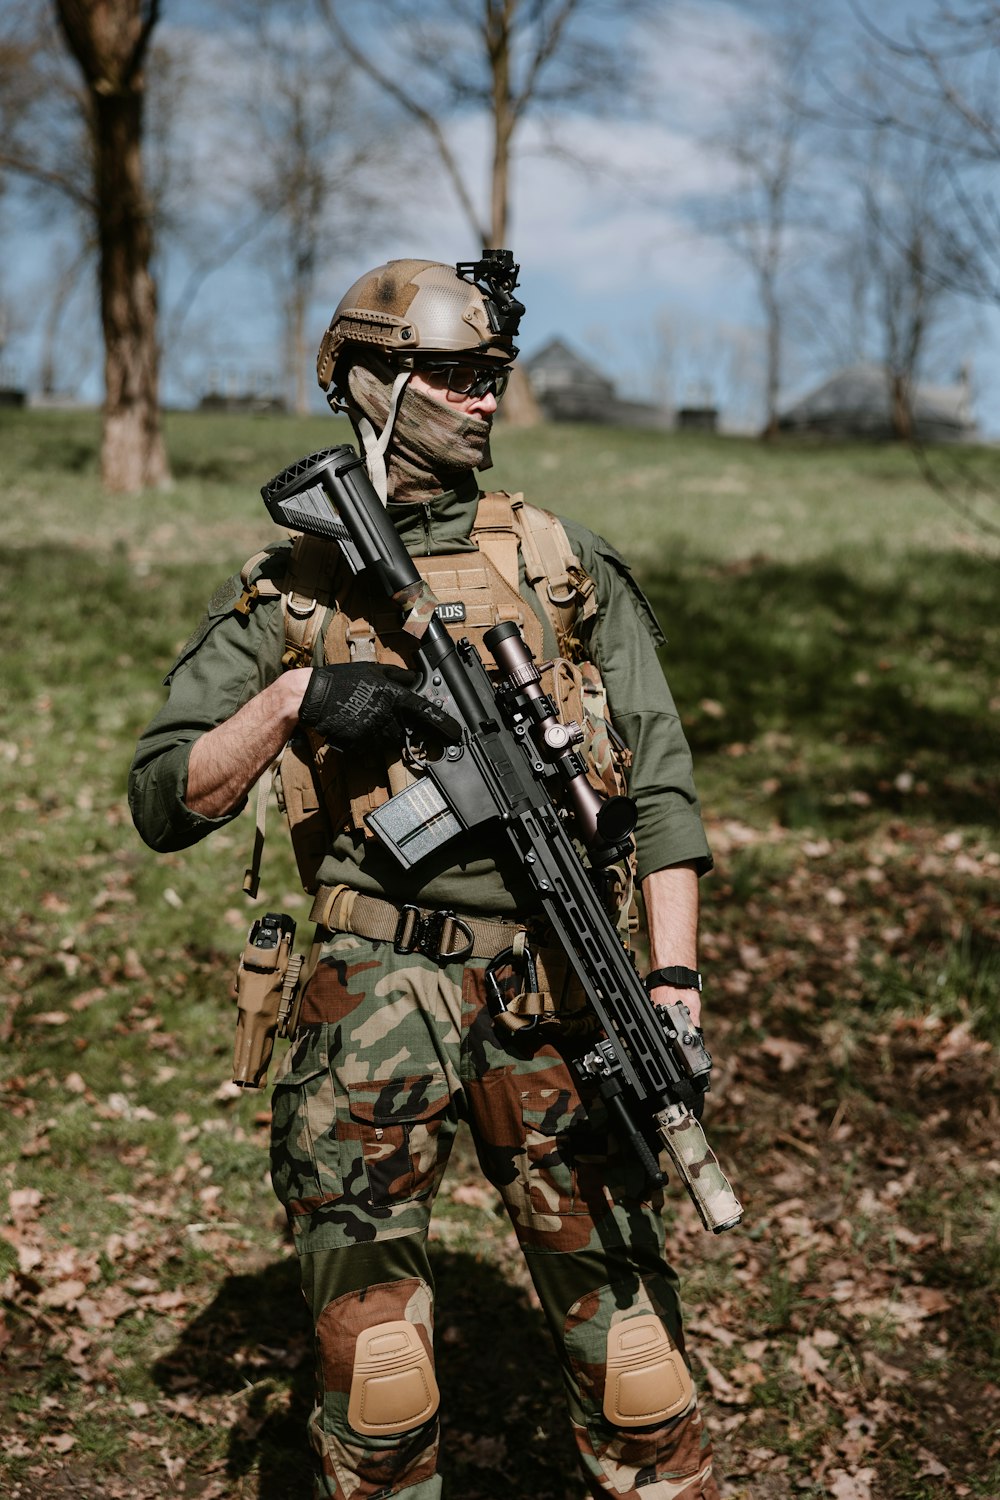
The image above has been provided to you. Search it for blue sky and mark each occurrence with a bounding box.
[4,0,997,433]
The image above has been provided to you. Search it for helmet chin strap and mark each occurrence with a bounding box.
[356,368,411,505]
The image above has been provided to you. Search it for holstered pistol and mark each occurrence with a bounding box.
[232,912,302,1088]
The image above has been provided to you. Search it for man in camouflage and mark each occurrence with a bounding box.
[130,254,721,1499]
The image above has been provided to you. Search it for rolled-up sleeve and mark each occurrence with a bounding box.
[128,582,285,853]
[567,528,713,881]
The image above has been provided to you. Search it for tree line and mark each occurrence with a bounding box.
[1,0,999,492]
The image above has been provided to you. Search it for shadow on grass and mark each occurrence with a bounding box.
[642,551,999,828]
[152,1254,313,1495]
[0,408,99,476]
[153,1248,577,1500]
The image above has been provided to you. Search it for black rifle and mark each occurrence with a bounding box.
[261,446,743,1234]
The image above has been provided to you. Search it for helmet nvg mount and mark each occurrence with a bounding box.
[317,250,524,400]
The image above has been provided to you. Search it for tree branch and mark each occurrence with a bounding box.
[316,0,490,244]
[510,0,581,124]
[0,148,95,210]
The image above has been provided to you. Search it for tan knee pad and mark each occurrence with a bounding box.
[347,1319,440,1437]
[603,1313,694,1428]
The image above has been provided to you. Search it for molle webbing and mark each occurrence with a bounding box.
[320,491,545,672]
[269,490,594,667]
[513,497,597,658]
[471,491,522,595]
[279,535,340,668]
[310,492,550,842]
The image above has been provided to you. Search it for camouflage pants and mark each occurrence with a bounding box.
[269,930,718,1500]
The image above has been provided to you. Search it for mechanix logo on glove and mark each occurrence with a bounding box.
[298,663,462,750]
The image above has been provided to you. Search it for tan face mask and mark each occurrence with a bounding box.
[348,360,493,502]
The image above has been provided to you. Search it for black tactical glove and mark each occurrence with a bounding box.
[298,663,462,749]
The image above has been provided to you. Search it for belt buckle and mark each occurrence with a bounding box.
[419,909,447,958]
[420,909,474,962]
[393,905,474,962]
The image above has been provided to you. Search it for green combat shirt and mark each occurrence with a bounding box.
[129,480,712,916]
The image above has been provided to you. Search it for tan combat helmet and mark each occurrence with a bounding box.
[316,251,524,398]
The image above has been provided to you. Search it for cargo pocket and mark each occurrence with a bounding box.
[269,1039,341,1215]
[347,1072,452,1208]
[520,1086,600,1218]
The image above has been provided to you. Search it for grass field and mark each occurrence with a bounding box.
[1,408,998,1499]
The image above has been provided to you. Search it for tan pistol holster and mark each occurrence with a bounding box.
[231,914,303,1089]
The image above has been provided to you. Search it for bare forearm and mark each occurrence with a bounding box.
[185,669,311,819]
[642,861,702,1025]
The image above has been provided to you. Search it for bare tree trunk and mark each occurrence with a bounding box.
[501,359,542,426]
[487,0,512,249]
[94,84,169,489]
[486,0,539,428]
[290,263,310,417]
[318,0,626,431]
[760,273,782,441]
[485,48,541,429]
[889,370,913,442]
[55,0,169,493]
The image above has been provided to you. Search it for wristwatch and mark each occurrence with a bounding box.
[643,965,702,994]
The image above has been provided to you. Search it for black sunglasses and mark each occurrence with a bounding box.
[414,362,512,400]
